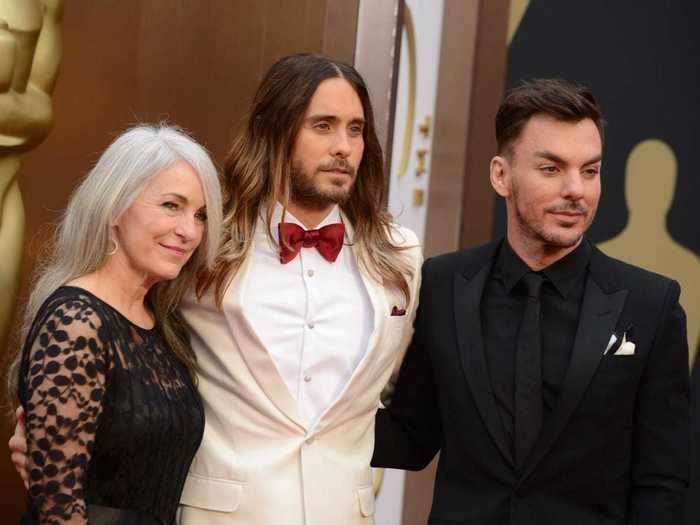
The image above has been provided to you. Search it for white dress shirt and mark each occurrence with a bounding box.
[242,203,374,427]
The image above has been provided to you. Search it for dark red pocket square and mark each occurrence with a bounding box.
[391,306,406,316]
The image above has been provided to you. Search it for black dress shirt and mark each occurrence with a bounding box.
[481,239,593,456]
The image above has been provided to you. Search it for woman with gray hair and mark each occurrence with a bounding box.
[6,124,222,524]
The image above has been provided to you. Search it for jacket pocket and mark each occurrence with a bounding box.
[595,353,643,387]
[357,485,375,517]
[180,473,243,513]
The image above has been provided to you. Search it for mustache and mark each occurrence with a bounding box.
[546,202,589,214]
[317,159,356,176]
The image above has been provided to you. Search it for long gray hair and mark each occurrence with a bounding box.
[7,124,222,402]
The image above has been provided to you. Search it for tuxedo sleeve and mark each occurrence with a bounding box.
[628,279,690,524]
[372,260,442,470]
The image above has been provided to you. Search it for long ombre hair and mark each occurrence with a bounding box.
[198,53,415,305]
[6,124,222,404]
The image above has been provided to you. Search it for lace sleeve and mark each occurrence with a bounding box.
[24,298,111,524]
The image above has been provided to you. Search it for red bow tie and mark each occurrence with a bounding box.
[278,222,345,264]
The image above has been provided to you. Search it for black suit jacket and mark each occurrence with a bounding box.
[373,241,689,525]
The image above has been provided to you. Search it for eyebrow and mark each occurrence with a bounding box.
[162,193,206,208]
[162,192,188,202]
[534,151,602,166]
[306,114,366,126]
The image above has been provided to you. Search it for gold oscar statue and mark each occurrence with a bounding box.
[0,0,63,354]
[598,139,700,365]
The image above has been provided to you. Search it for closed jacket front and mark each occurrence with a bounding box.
[177,222,421,525]
[373,241,689,525]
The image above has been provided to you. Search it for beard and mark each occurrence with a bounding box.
[290,159,357,210]
[511,183,594,248]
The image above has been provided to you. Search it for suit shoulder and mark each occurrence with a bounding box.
[388,223,420,248]
[424,241,499,275]
[387,223,422,266]
[592,248,680,298]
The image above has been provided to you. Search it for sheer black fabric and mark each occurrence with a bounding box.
[18,286,204,525]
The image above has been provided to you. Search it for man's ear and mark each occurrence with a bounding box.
[490,155,511,198]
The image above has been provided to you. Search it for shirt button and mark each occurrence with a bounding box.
[307,322,315,329]
[304,375,312,383]
[307,269,315,277]
[305,436,315,445]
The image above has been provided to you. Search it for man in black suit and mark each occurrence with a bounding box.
[373,79,690,524]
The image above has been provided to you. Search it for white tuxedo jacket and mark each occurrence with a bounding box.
[176,223,422,525]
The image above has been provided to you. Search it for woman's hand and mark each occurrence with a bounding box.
[8,405,29,489]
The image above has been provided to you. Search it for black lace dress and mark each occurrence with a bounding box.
[18,286,204,525]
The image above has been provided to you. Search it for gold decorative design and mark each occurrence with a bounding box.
[413,188,425,207]
[0,0,63,356]
[418,115,431,138]
[396,3,416,178]
[416,148,427,176]
[597,139,700,365]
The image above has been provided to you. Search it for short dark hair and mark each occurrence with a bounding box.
[495,78,605,155]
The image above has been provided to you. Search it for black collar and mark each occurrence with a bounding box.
[497,238,593,299]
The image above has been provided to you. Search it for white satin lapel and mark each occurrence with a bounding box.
[358,261,390,359]
[345,214,388,341]
[344,217,388,358]
[221,240,307,431]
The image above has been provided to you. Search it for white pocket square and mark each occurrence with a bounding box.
[604,331,635,356]
[604,333,618,354]
[616,340,636,355]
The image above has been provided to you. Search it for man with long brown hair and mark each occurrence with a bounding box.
[180,52,420,525]
[173,53,420,525]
